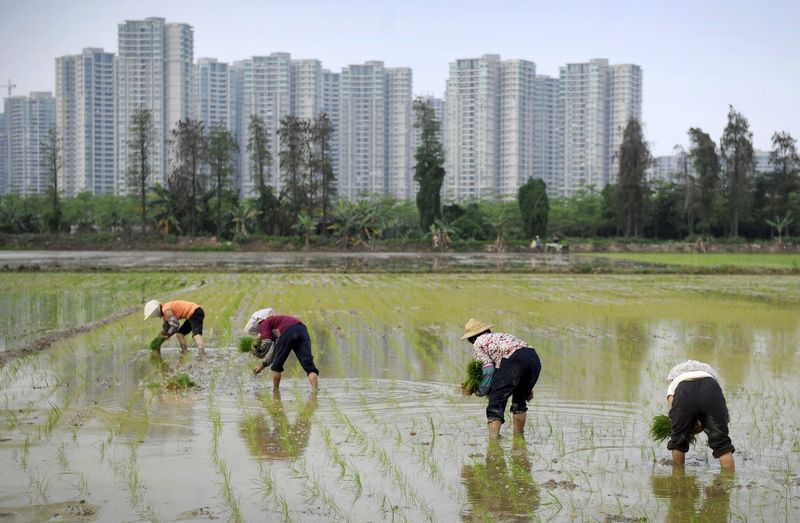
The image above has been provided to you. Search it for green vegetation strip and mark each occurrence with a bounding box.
[585,252,800,269]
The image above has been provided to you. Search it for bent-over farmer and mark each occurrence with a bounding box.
[248,310,318,392]
[462,319,541,439]
[666,360,735,470]
[144,299,206,356]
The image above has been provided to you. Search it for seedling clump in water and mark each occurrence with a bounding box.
[165,373,196,392]
[461,359,482,396]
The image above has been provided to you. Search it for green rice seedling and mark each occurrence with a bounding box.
[238,336,256,353]
[27,467,51,502]
[149,336,165,351]
[57,440,69,469]
[254,462,275,499]
[164,373,196,392]
[461,359,482,396]
[649,414,671,443]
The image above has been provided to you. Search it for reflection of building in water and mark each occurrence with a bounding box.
[240,393,317,460]
[650,470,733,523]
[461,438,540,522]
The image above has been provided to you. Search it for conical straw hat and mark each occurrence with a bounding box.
[461,318,494,340]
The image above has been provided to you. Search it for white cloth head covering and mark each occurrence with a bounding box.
[243,308,275,335]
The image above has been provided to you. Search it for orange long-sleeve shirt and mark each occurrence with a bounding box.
[162,300,199,319]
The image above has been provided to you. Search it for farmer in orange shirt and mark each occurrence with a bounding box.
[144,299,206,356]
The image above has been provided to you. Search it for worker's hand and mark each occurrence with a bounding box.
[159,332,169,339]
[253,362,266,375]
[693,420,703,434]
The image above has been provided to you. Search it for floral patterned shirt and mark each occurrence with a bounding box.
[473,332,530,368]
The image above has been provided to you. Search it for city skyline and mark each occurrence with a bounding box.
[0,0,797,156]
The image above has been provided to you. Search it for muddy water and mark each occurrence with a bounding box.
[0,274,799,521]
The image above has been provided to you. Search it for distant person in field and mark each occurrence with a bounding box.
[246,309,319,392]
[665,360,735,470]
[144,299,205,356]
[461,319,541,439]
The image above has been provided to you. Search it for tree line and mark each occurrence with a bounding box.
[1,102,798,246]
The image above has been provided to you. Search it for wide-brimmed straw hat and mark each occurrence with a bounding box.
[243,308,275,335]
[144,300,161,320]
[461,318,494,340]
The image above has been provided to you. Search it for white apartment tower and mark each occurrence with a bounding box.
[560,59,643,196]
[321,69,341,186]
[234,53,291,196]
[609,64,643,180]
[499,59,536,198]
[560,59,610,195]
[290,59,322,120]
[385,67,413,199]
[115,18,193,192]
[533,75,563,196]
[445,55,536,200]
[4,93,55,195]
[339,61,386,199]
[55,48,115,196]
[445,55,500,200]
[0,113,7,194]
[193,58,230,131]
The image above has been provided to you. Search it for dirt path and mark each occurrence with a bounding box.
[0,305,138,367]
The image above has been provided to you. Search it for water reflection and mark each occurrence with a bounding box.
[240,391,317,460]
[461,437,540,522]
[650,468,734,522]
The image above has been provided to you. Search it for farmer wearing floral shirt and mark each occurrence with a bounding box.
[666,360,735,470]
[461,319,542,439]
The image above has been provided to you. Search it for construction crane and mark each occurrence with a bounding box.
[0,80,16,98]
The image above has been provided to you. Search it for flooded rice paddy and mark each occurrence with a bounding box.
[0,273,799,521]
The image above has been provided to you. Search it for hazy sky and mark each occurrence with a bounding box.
[1,0,797,155]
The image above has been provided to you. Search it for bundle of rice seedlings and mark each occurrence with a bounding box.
[238,336,256,353]
[165,373,196,392]
[149,336,166,351]
[461,359,483,396]
[649,414,671,442]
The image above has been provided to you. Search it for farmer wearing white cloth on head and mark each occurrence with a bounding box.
[666,360,735,470]
[244,308,319,392]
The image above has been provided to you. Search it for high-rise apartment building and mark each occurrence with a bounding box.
[339,61,387,199]
[193,58,230,131]
[533,75,563,195]
[321,69,341,186]
[0,113,7,194]
[445,55,536,200]
[290,59,322,120]
[609,64,643,179]
[55,48,115,196]
[444,55,501,200]
[233,53,291,196]
[560,59,610,196]
[115,17,193,193]
[385,67,413,199]
[560,59,643,196]
[498,59,536,198]
[4,93,55,195]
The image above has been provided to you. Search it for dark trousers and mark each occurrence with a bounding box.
[271,323,319,375]
[668,377,734,458]
[178,307,204,336]
[486,347,541,424]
